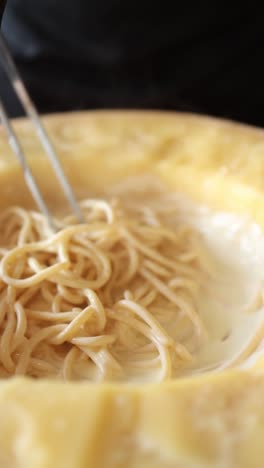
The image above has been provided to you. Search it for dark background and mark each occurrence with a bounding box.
[1,1,264,127]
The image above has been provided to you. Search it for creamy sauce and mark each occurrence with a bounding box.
[183,204,264,374]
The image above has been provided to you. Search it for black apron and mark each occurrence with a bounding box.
[1,1,264,126]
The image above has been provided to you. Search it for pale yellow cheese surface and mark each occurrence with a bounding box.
[1,111,264,467]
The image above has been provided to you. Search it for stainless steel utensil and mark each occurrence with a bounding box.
[0,32,84,229]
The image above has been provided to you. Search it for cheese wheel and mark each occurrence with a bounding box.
[1,111,264,468]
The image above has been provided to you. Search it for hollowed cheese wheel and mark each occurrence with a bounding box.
[1,111,264,468]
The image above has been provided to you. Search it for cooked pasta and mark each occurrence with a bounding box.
[0,192,211,382]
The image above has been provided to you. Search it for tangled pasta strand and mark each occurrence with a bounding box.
[0,195,208,382]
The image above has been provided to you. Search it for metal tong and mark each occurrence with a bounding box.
[0,33,84,230]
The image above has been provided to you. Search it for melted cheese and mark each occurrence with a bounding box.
[189,206,264,373]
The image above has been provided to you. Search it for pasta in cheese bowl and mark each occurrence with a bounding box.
[1,111,264,467]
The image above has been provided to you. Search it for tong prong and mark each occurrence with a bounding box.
[0,97,57,230]
[0,33,84,224]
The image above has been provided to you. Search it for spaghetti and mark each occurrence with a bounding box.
[0,194,209,382]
